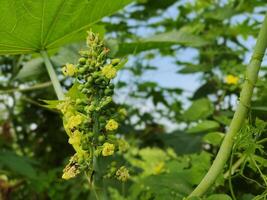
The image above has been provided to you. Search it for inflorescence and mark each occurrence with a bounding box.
[56,31,129,181]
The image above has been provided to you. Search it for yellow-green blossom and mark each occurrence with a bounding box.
[225,75,239,85]
[105,119,119,131]
[62,165,79,180]
[57,100,73,114]
[68,130,82,145]
[102,142,115,156]
[116,166,130,182]
[101,64,117,79]
[66,114,83,129]
[62,156,80,180]
[62,63,77,76]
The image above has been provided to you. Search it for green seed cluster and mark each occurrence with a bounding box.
[58,31,128,180]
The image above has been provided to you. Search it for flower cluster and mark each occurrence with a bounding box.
[116,166,130,182]
[58,31,128,180]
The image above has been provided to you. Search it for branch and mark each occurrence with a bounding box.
[188,13,267,198]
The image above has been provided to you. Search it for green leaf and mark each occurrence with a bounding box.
[160,131,202,154]
[206,194,232,200]
[15,58,45,80]
[116,30,210,56]
[0,0,133,55]
[41,99,63,109]
[182,98,214,121]
[65,82,87,100]
[204,6,236,20]
[0,151,37,179]
[203,132,224,146]
[187,120,220,134]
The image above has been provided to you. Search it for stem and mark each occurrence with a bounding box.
[0,81,52,94]
[228,153,237,200]
[40,50,64,100]
[223,155,246,179]
[188,13,267,198]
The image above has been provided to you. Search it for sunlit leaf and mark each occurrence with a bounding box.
[0,0,133,55]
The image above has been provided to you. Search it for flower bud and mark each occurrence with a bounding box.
[111,58,120,66]
[78,57,87,65]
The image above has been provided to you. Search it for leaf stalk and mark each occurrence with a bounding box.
[40,51,64,100]
[188,13,267,197]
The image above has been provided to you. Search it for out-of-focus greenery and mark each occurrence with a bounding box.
[0,0,267,199]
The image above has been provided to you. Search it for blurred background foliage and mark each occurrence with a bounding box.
[0,0,267,199]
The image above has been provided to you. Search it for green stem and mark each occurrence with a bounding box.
[40,50,64,100]
[223,155,246,179]
[0,81,52,94]
[188,13,267,198]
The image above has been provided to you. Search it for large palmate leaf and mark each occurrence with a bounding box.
[0,0,133,55]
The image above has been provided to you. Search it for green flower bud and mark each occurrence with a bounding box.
[78,67,86,74]
[88,105,94,112]
[104,89,113,96]
[76,98,83,105]
[88,132,94,137]
[92,72,99,79]
[99,89,104,95]
[78,57,87,65]
[109,84,115,89]
[98,135,105,142]
[111,58,120,66]
[95,78,103,85]
[81,88,89,94]
[87,76,93,83]
[79,50,89,57]
[84,82,91,88]
[88,66,95,72]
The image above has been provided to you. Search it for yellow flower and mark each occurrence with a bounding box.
[102,142,115,156]
[153,162,165,175]
[68,130,82,145]
[66,114,83,129]
[101,64,117,79]
[57,100,72,114]
[62,156,80,180]
[225,75,239,85]
[62,165,80,180]
[62,63,77,76]
[105,119,119,131]
[116,166,130,182]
